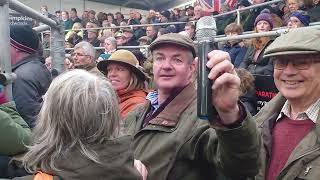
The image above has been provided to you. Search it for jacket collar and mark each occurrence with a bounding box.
[148,83,196,127]
[75,63,96,71]
[12,54,39,71]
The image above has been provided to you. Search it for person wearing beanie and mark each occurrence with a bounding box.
[240,9,275,76]
[237,0,251,9]
[159,10,177,33]
[254,9,274,30]
[10,25,51,128]
[97,49,148,119]
[287,10,310,28]
[241,0,279,31]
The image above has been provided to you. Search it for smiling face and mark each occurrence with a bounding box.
[152,44,196,93]
[106,63,131,91]
[274,54,320,106]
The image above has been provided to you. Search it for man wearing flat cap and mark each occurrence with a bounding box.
[254,28,320,180]
[10,25,51,128]
[122,28,139,46]
[123,33,260,179]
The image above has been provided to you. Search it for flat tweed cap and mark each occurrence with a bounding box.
[264,28,320,57]
[149,33,196,58]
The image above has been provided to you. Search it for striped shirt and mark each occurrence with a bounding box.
[277,98,320,123]
[146,90,160,110]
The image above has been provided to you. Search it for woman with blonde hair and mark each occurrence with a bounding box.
[97,50,148,119]
[65,22,84,46]
[13,70,146,180]
[240,9,274,76]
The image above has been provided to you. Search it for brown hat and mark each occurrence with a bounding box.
[97,49,147,81]
[149,33,196,57]
[264,28,320,57]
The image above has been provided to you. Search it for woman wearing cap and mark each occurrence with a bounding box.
[13,70,147,180]
[240,9,274,76]
[97,49,148,119]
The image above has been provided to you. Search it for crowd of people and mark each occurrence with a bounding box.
[0,0,320,179]
[40,0,319,56]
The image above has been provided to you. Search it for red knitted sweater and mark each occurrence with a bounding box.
[266,117,315,180]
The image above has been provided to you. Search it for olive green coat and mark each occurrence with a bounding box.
[255,94,320,180]
[12,135,142,180]
[0,102,31,155]
[123,83,260,180]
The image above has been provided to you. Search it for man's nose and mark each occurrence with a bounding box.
[283,62,298,74]
[161,59,173,69]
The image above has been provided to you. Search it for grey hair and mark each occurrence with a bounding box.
[23,69,120,172]
[105,37,117,49]
[288,0,305,9]
[74,41,96,58]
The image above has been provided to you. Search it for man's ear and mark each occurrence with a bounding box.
[192,57,198,72]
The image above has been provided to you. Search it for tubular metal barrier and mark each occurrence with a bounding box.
[213,0,283,18]
[36,0,284,34]
[9,0,65,73]
[42,24,320,53]
[0,0,65,98]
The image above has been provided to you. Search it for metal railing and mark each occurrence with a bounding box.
[0,0,66,98]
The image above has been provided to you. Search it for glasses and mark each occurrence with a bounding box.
[274,58,320,70]
[71,53,89,57]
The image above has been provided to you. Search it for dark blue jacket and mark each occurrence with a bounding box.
[223,42,247,68]
[12,54,52,128]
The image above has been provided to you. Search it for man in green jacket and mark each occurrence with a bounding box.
[123,33,260,179]
[255,28,320,179]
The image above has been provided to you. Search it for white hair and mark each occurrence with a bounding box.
[74,41,96,58]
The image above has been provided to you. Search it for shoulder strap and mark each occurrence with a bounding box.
[34,171,54,180]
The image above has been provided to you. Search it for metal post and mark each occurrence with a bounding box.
[50,21,65,73]
[0,0,13,99]
[236,9,241,25]
[33,24,50,32]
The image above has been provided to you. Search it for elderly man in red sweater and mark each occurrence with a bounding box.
[255,28,320,180]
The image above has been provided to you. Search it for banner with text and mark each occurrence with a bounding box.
[254,74,278,112]
[9,13,33,26]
